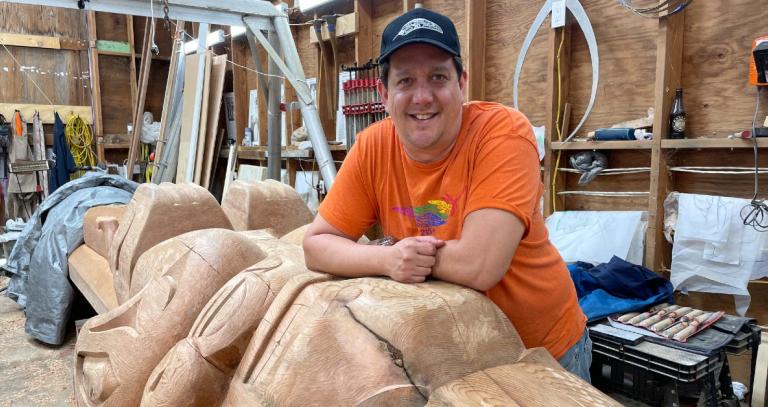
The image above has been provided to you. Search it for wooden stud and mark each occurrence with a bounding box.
[126,18,154,181]
[86,12,105,163]
[646,10,685,272]
[354,0,373,64]
[127,16,138,121]
[542,21,572,216]
[465,0,486,101]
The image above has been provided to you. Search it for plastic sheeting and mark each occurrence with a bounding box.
[668,192,768,316]
[4,173,137,345]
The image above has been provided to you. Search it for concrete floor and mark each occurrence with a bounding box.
[0,276,75,406]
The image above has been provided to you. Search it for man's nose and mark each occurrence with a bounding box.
[411,82,434,104]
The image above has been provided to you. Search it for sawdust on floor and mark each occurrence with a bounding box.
[0,276,76,406]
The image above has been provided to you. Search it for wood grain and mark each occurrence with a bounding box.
[567,0,657,137]
[681,0,765,138]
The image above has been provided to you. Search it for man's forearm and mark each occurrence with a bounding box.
[431,239,490,290]
[304,233,392,278]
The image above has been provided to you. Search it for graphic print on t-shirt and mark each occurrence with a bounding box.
[392,190,464,235]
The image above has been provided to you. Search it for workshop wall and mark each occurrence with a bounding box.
[0,4,90,107]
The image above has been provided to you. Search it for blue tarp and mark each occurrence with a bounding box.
[569,256,674,321]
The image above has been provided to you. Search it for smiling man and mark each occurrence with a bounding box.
[302,7,590,382]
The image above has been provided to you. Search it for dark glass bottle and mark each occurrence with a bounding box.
[668,88,686,139]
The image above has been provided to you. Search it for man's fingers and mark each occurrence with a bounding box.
[414,255,436,268]
[415,236,445,248]
[409,275,426,283]
[415,241,437,255]
[413,266,432,276]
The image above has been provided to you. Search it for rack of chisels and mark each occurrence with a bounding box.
[342,61,387,147]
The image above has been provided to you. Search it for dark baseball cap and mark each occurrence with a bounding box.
[377,8,460,63]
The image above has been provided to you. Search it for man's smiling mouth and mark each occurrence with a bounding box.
[410,113,438,120]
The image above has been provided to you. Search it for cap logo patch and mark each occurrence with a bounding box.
[393,18,443,40]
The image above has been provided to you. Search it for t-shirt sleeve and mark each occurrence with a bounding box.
[317,136,378,239]
[464,111,542,234]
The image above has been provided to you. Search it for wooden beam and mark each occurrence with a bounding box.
[126,18,154,181]
[403,0,416,12]
[86,12,104,162]
[646,10,685,272]
[542,21,572,216]
[127,16,139,122]
[551,140,653,150]
[0,103,92,124]
[354,0,373,63]
[465,0,486,101]
[0,32,59,49]
[309,12,358,44]
[0,32,88,51]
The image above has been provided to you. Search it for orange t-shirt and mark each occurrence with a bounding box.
[319,101,586,358]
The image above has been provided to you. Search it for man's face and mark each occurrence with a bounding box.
[378,43,467,163]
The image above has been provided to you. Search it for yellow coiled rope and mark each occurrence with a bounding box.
[65,114,96,179]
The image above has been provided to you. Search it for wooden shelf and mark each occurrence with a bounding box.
[550,140,653,151]
[97,49,132,57]
[104,143,130,150]
[661,138,768,149]
[136,54,172,61]
[238,144,347,160]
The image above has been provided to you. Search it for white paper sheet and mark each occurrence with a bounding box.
[545,211,646,265]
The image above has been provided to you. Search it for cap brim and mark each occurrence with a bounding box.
[377,38,459,63]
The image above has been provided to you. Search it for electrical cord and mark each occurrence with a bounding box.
[741,87,768,232]
[65,115,97,180]
[617,0,694,18]
[551,29,566,212]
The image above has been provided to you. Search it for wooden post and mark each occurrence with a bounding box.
[86,11,105,163]
[465,0,486,101]
[542,20,572,216]
[403,0,416,12]
[354,0,373,63]
[127,16,138,121]
[126,18,154,181]
[646,10,685,272]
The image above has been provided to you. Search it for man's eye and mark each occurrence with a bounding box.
[433,74,448,81]
[397,78,412,86]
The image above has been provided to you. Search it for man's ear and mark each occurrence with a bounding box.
[459,70,468,101]
[377,78,389,112]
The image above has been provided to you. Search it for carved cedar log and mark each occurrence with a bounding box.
[221,180,313,236]
[427,351,622,406]
[83,204,126,258]
[109,183,233,304]
[140,241,325,406]
[223,278,525,405]
[74,229,265,407]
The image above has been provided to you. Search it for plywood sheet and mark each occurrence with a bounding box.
[202,54,228,189]
[99,54,133,135]
[682,0,764,137]
[484,0,549,126]
[177,51,210,183]
[193,51,213,184]
[567,0,657,137]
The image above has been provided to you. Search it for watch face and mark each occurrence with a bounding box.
[672,116,686,132]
